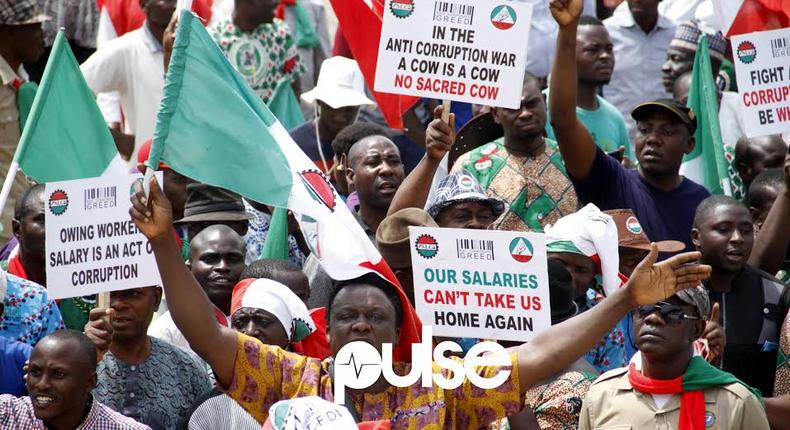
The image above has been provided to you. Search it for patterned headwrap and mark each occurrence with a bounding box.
[545,204,621,297]
[231,279,316,342]
[670,20,727,62]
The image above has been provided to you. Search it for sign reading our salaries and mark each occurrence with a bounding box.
[409,226,550,342]
[732,27,790,137]
[375,0,532,108]
[45,173,163,300]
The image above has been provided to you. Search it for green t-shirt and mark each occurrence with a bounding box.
[544,90,634,159]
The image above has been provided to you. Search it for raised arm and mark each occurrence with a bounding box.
[516,244,711,393]
[548,0,598,180]
[748,149,790,274]
[129,176,238,388]
[387,106,455,216]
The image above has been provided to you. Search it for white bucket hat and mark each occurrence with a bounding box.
[300,57,375,109]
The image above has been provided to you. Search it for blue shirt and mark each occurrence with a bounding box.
[571,148,710,252]
[0,273,63,345]
[0,336,31,396]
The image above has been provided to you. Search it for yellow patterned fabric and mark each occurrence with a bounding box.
[225,333,523,429]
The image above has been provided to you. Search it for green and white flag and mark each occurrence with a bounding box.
[679,34,732,196]
[0,30,125,220]
[148,9,394,283]
[14,31,124,182]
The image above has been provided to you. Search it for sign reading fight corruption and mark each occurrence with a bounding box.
[375,0,532,108]
[45,173,163,299]
[732,27,790,137]
[409,226,550,342]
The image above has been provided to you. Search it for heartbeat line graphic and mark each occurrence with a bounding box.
[339,351,379,379]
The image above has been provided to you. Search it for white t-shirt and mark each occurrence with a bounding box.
[81,23,164,167]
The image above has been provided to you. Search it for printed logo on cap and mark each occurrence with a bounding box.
[415,234,439,258]
[390,0,414,18]
[509,237,533,263]
[490,5,517,30]
[458,175,476,190]
[48,190,69,216]
[625,216,642,234]
[299,170,336,212]
[736,41,756,64]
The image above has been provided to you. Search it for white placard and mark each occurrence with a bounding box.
[409,226,550,342]
[375,0,532,108]
[45,173,163,299]
[732,28,790,137]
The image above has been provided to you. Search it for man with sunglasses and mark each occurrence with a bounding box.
[580,286,769,429]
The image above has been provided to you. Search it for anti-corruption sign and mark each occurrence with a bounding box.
[409,226,550,342]
[731,27,790,137]
[375,0,532,108]
[44,173,163,299]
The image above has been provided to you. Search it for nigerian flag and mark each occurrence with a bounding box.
[679,34,732,196]
[13,31,124,182]
[148,9,390,282]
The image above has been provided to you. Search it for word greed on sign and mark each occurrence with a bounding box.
[333,326,511,404]
[375,0,532,108]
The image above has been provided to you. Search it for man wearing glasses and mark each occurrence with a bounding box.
[579,286,769,429]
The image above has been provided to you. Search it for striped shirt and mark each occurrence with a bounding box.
[0,395,151,429]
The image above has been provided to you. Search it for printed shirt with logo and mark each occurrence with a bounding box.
[211,18,305,104]
[226,333,522,430]
[451,138,578,232]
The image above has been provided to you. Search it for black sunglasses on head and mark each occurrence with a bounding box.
[636,301,700,326]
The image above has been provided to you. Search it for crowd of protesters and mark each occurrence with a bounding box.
[1,0,790,429]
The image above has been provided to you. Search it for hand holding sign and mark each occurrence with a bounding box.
[549,0,583,27]
[129,176,174,243]
[425,105,456,161]
[627,244,711,306]
[85,307,115,360]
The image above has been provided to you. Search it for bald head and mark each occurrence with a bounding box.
[347,135,398,167]
[189,224,247,314]
[735,135,787,187]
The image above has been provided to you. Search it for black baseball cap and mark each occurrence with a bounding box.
[631,99,697,134]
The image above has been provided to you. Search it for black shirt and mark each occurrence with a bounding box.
[707,265,790,396]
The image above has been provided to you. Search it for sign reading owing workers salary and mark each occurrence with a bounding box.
[45,173,163,299]
[375,0,532,108]
[409,226,550,342]
[732,27,790,137]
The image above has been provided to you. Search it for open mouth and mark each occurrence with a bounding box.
[32,395,56,408]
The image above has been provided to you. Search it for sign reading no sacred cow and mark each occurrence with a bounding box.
[375,0,532,109]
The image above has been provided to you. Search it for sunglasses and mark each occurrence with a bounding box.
[635,302,700,326]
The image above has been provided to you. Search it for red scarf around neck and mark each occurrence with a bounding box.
[627,362,705,430]
[7,255,29,280]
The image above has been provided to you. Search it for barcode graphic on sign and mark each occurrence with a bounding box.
[84,186,117,210]
[434,2,475,22]
[456,238,493,255]
[771,36,790,58]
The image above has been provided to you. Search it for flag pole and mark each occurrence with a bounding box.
[441,99,451,123]
[0,161,20,231]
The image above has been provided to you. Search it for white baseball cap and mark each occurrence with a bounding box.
[300,57,375,109]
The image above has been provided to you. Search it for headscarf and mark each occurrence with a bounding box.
[545,204,621,296]
[231,279,316,342]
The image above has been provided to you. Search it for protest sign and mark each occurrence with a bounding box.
[374,0,532,109]
[45,173,163,299]
[732,27,790,137]
[409,226,550,342]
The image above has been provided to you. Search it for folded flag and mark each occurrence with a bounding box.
[679,34,734,197]
[148,10,421,360]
